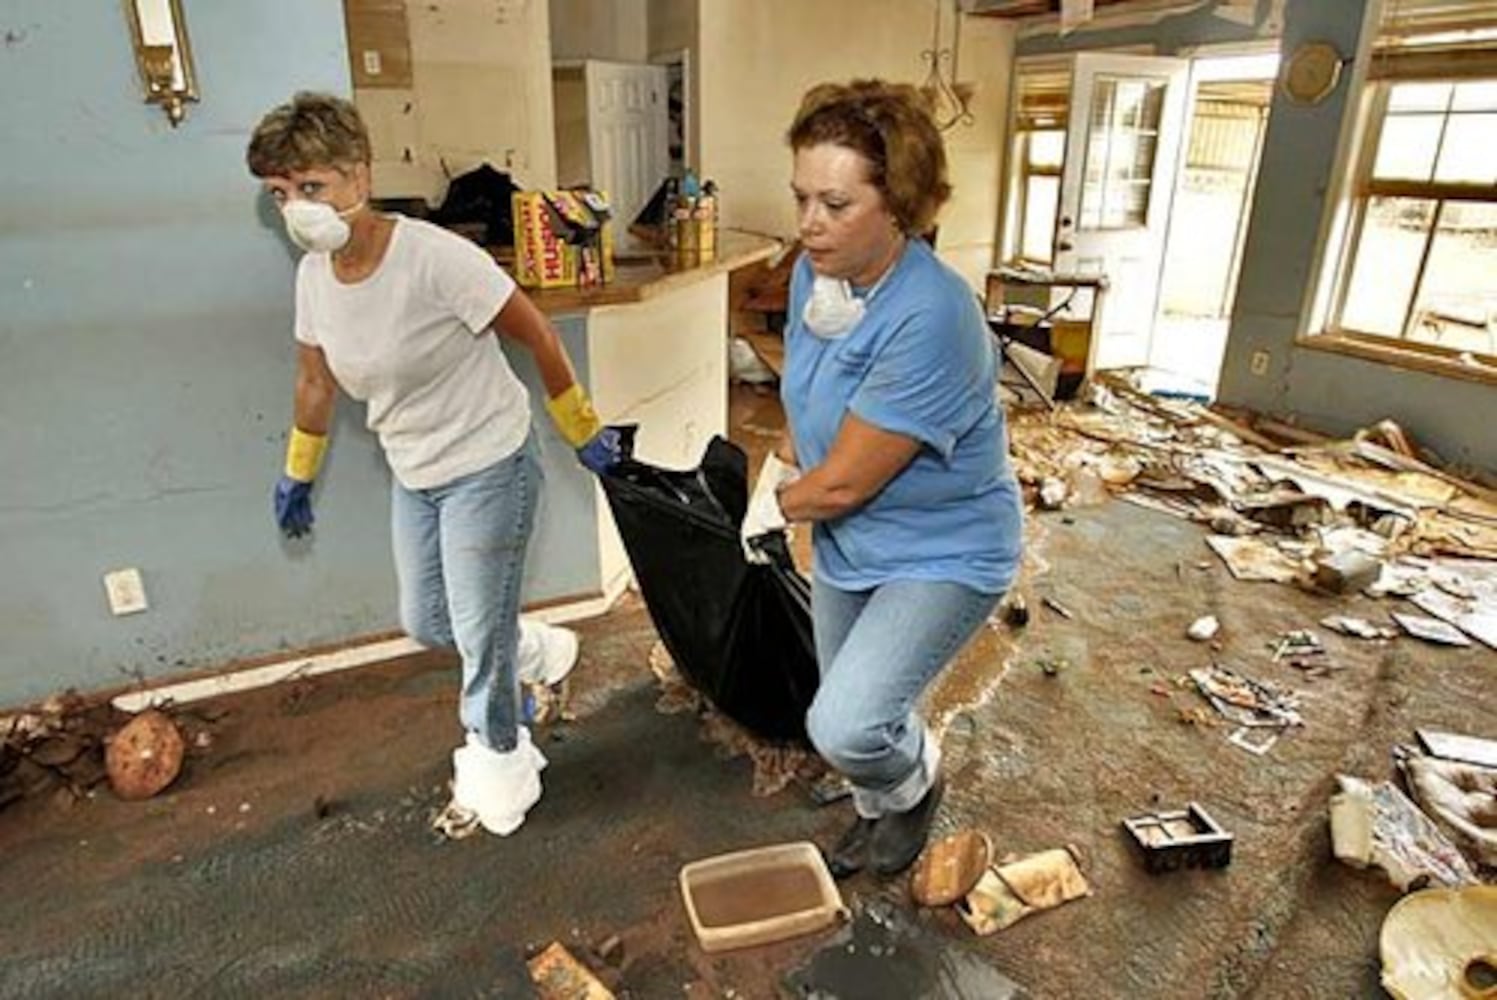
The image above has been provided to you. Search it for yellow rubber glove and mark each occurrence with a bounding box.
[544,384,603,449]
[284,426,328,482]
[276,427,327,538]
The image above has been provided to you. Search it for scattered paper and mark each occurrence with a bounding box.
[1409,589,1496,649]
[1320,616,1398,641]
[1391,611,1473,647]
[1189,665,1302,728]
[1205,535,1303,583]
[1187,615,1220,641]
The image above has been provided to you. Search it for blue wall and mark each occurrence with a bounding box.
[1216,0,1496,474]
[0,2,596,707]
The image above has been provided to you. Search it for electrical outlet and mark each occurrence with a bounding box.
[1250,350,1271,376]
[103,568,148,616]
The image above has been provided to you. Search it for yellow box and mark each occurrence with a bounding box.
[511,190,615,289]
[1050,318,1092,375]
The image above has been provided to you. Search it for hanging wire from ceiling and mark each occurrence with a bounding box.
[921,0,976,131]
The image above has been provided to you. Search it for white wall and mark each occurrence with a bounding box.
[359,0,558,204]
[696,0,1014,288]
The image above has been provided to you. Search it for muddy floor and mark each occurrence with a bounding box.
[0,387,1491,998]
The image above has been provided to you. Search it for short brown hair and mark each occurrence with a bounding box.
[246,92,371,178]
[786,80,951,236]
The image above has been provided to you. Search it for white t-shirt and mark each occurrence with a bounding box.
[294,216,530,490]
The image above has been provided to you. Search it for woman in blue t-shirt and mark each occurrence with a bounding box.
[741,80,1024,878]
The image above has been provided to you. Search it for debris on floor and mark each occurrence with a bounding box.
[1391,611,1473,647]
[1328,774,1478,890]
[528,941,615,1000]
[1312,548,1382,595]
[1379,885,1497,1000]
[104,709,185,801]
[1008,375,1497,651]
[1121,802,1234,874]
[1270,629,1339,676]
[909,829,993,908]
[1397,750,1497,868]
[1187,615,1221,642]
[1041,595,1074,620]
[784,899,1025,999]
[2,691,215,810]
[1320,615,1398,641]
[1189,665,1303,730]
[1000,591,1030,627]
[679,842,846,953]
[1417,729,1497,770]
[1205,534,1303,583]
[957,845,1092,935]
[649,640,828,799]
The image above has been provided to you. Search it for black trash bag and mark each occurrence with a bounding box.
[599,429,819,744]
[429,163,520,246]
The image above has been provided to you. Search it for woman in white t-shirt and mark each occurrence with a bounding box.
[247,93,618,838]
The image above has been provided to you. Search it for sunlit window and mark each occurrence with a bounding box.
[1335,80,1497,359]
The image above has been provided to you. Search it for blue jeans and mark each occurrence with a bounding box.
[806,576,1001,818]
[391,434,542,753]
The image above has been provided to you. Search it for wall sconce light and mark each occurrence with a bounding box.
[920,0,976,132]
[123,0,199,126]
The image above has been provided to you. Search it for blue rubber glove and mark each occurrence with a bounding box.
[576,427,622,475]
[274,476,315,538]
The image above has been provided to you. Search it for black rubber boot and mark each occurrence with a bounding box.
[869,776,944,876]
[824,815,878,880]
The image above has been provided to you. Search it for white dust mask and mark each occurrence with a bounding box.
[281,199,363,253]
[802,276,866,339]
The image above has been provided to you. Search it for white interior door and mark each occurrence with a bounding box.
[585,60,669,253]
[1056,53,1189,371]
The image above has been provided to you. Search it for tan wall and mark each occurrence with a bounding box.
[550,0,649,62]
[357,0,558,204]
[696,0,1014,289]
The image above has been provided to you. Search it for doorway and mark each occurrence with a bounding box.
[1146,53,1278,399]
[1001,50,1278,397]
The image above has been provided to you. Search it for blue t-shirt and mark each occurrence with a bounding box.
[781,239,1023,595]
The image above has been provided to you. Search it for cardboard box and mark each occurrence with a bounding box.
[343,0,413,90]
[511,190,615,289]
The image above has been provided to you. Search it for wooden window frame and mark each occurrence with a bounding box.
[1320,77,1497,374]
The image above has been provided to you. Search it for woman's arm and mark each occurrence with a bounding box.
[489,287,577,397]
[777,413,919,522]
[293,343,337,434]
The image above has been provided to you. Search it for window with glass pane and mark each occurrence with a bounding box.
[1078,77,1165,231]
[1336,79,1497,358]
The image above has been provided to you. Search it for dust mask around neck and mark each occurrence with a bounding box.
[281,199,364,253]
[802,241,905,339]
[802,276,865,339]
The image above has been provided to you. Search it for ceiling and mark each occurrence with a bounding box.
[966,0,1143,18]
